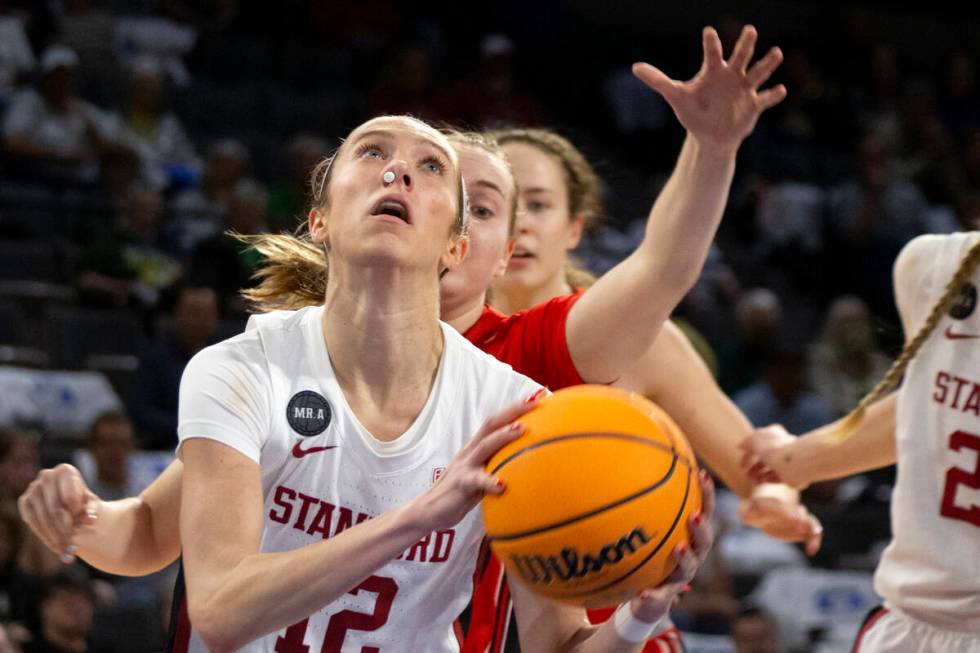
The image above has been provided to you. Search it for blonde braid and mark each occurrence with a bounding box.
[833,235,980,440]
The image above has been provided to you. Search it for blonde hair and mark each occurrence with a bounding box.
[564,260,597,290]
[239,115,467,313]
[833,236,980,440]
[442,129,519,233]
[493,128,604,235]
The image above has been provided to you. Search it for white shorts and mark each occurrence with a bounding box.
[852,607,980,653]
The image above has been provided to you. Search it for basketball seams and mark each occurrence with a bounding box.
[563,463,694,599]
[488,451,680,542]
[488,432,677,476]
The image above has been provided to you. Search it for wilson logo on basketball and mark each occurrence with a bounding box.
[509,526,651,585]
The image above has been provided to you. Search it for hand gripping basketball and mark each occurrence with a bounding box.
[417,392,544,533]
[628,470,714,623]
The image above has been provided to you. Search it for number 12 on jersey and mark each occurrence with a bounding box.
[275,575,399,653]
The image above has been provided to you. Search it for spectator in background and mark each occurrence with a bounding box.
[1,46,115,184]
[0,429,38,504]
[731,607,780,653]
[0,5,35,105]
[0,504,31,640]
[76,183,181,310]
[131,286,217,450]
[82,412,136,503]
[53,0,118,105]
[170,138,250,253]
[829,131,929,246]
[0,621,23,653]
[734,340,834,436]
[445,33,544,128]
[23,570,104,653]
[266,133,327,233]
[939,50,980,138]
[188,178,267,313]
[717,288,782,395]
[806,295,890,417]
[827,131,928,318]
[116,57,199,191]
[368,43,441,121]
[954,129,980,195]
[957,189,980,231]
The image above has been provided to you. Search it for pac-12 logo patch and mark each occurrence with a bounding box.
[949,282,977,320]
[287,391,332,436]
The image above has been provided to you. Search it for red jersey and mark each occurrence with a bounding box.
[463,295,586,390]
[461,293,682,653]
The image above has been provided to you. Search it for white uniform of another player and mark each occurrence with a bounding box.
[854,232,980,651]
[173,305,541,653]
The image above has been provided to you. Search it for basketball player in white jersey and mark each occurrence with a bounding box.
[88,114,713,653]
[739,231,980,651]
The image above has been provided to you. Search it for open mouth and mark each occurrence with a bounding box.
[371,197,411,224]
[511,249,534,259]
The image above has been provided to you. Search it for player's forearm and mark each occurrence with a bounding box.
[74,460,183,575]
[564,612,666,653]
[565,135,736,382]
[780,393,898,487]
[73,497,171,575]
[639,324,754,497]
[640,133,737,285]
[189,499,430,652]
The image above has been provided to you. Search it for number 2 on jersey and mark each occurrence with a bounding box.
[275,575,399,653]
[940,430,980,528]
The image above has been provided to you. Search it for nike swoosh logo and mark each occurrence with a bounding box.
[945,326,980,340]
[292,443,338,458]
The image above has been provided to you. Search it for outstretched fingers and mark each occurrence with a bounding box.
[757,84,788,110]
[702,26,725,70]
[632,62,679,101]
[727,25,758,71]
[747,46,784,89]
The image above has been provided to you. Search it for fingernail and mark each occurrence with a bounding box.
[676,543,689,557]
[495,479,506,491]
[639,589,655,600]
[692,512,702,526]
[525,389,546,403]
[509,422,523,432]
[683,584,692,594]
[86,508,98,521]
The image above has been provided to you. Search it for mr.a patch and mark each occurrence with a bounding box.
[949,282,977,320]
[287,391,332,436]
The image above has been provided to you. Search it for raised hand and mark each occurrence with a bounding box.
[18,463,100,562]
[628,470,715,622]
[632,25,785,152]
[739,487,823,556]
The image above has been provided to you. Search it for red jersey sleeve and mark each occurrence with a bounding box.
[466,291,585,391]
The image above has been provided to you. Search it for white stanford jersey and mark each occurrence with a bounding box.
[876,232,980,634]
[175,306,541,652]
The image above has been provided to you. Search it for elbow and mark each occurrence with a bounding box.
[191,604,247,653]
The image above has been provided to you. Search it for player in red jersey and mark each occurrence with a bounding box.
[473,25,822,653]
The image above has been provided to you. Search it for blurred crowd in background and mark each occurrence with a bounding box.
[0,1,978,651]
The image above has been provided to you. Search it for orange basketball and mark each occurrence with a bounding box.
[482,385,701,609]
